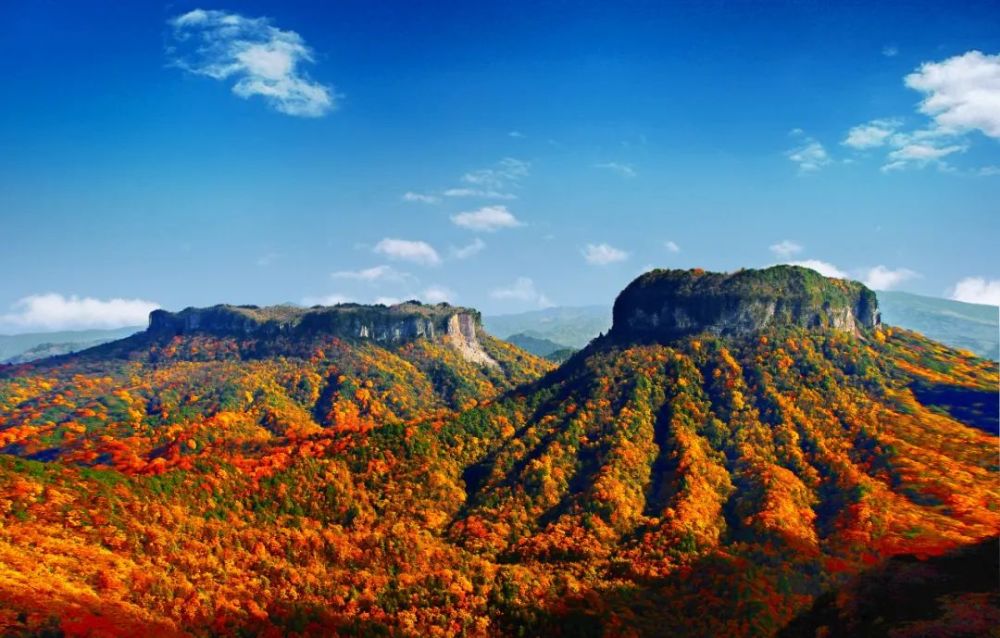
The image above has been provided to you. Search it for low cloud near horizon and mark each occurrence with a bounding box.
[0,294,160,333]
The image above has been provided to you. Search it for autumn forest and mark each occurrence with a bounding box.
[0,267,995,637]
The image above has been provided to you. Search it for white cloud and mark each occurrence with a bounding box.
[402,192,439,204]
[905,50,1000,139]
[490,277,553,308]
[847,51,1000,174]
[421,285,454,304]
[330,265,412,283]
[461,158,530,190]
[769,240,803,258]
[583,243,629,266]
[783,260,848,279]
[977,165,1000,176]
[452,238,486,259]
[787,139,831,172]
[508,130,525,138]
[881,142,966,171]
[0,294,160,332]
[373,238,441,266]
[843,119,901,149]
[442,188,517,200]
[374,296,401,306]
[862,265,919,290]
[168,9,334,117]
[882,45,899,58]
[595,162,637,178]
[950,277,1000,306]
[664,240,681,253]
[451,205,523,232]
[302,294,352,306]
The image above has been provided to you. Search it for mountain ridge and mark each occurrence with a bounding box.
[610,266,880,343]
[0,267,996,636]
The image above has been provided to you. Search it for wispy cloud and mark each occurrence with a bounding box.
[882,142,967,172]
[862,265,919,290]
[783,260,848,279]
[461,158,530,190]
[451,205,523,232]
[330,265,412,283]
[664,240,681,253]
[843,119,902,149]
[583,243,629,265]
[402,192,439,204]
[490,277,552,308]
[951,277,1000,306]
[302,293,352,306]
[451,238,486,259]
[786,137,831,173]
[594,162,637,178]
[442,188,517,200]
[167,9,334,117]
[0,293,159,332]
[769,240,803,258]
[845,51,1000,172]
[508,130,525,138]
[781,260,918,290]
[421,285,454,304]
[882,45,899,58]
[373,238,441,266]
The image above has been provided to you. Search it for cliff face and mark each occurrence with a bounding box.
[146,302,497,365]
[611,266,880,342]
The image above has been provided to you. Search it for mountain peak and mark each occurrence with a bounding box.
[148,301,479,340]
[610,265,880,342]
[138,301,496,365]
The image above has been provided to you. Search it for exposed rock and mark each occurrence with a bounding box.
[146,301,498,366]
[611,265,880,342]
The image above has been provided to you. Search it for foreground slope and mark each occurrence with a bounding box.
[0,270,996,637]
[451,267,998,634]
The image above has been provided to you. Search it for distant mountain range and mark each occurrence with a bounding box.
[0,326,142,363]
[487,291,999,361]
[878,290,999,360]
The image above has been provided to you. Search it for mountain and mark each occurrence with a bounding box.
[485,289,1000,361]
[0,326,141,363]
[504,332,572,358]
[0,269,996,637]
[484,305,611,349]
[878,290,999,360]
[450,266,998,634]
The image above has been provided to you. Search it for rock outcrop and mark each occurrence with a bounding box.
[146,301,498,366]
[610,265,880,342]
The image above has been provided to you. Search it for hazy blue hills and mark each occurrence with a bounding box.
[878,291,998,360]
[483,305,612,349]
[0,327,142,363]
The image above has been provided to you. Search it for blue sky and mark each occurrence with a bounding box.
[1,0,998,332]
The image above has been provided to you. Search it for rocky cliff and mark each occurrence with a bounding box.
[146,301,497,365]
[610,265,880,342]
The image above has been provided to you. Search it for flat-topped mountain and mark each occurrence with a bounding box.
[611,265,880,342]
[149,301,480,344]
[73,301,496,367]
